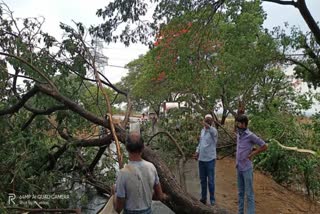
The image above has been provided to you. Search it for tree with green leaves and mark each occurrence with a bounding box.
[93,0,320,88]
[0,2,229,213]
[0,3,129,212]
[120,55,175,116]
[120,1,310,124]
[0,0,318,213]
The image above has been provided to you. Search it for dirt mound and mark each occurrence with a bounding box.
[184,157,320,214]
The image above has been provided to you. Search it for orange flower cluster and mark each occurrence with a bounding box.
[151,21,223,82]
[154,22,192,47]
[151,71,166,82]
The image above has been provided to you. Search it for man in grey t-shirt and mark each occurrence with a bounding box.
[113,132,167,214]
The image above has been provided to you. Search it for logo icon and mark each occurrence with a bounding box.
[8,193,16,205]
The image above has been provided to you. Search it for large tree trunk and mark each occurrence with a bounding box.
[142,147,230,214]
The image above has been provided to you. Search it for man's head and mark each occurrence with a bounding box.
[236,114,249,128]
[126,131,144,154]
[204,114,213,126]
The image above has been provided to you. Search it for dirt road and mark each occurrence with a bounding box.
[183,157,320,214]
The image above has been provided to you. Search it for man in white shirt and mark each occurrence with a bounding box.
[113,132,167,214]
[194,114,218,206]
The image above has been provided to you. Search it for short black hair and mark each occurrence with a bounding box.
[236,114,249,126]
[125,132,144,153]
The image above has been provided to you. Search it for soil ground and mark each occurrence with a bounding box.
[183,157,320,214]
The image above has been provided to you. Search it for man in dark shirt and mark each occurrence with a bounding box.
[236,115,268,214]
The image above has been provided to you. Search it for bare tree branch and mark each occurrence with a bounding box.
[45,144,68,171]
[21,113,36,131]
[146,131,185,158]
[44,131,113,173]
[56,125,115,148]
[21,105,68,130]
[263,0,297,6]
[73,135,113,147]
[285,57,315,74]
[0,87,39,116]
[8,73,44,84]
[24,105,68,115]
[37,83,107,127]
[263,0,320,45]
[296,0,320,45]
[76,150,111,195]
[80,34,123,168]
[271,139,318,156]
[89,147,108,172]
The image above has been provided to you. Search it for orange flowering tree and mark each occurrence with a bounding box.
[122,1,312,123]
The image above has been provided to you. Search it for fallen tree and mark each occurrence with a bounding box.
[36,83,231,213]
[0,3,230,213]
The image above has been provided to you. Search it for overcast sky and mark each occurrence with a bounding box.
[4,0,320,84]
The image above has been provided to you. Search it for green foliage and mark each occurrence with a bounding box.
[122,1,311,121]
[0,126,68,207]
[0,5,121,210]
[121,55,174,114]
[271,24,320,88]
[310,114,320,143]
[80,82,118,116]
[150,108,202,159]
[251,112,320,198]
[255,141,296,184]
[93,0,223,46]
[0,0,319,210]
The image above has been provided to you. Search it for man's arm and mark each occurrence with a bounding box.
[200,120,210,129]
[113,172,126,213]
[248,134,268,160]
[208,126,218,143]
[248,144,267,160]
[113,196,125,213]
[152,167,168,201]
[153,183,168,201]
